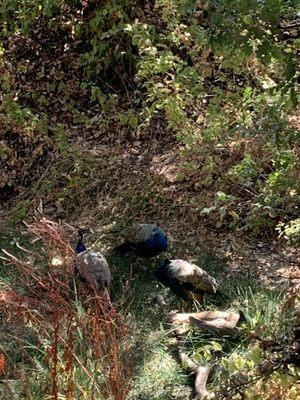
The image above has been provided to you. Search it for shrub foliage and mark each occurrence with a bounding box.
[0,0,299,238]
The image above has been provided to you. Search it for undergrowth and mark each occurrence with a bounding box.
[175,254,299,399]
[0,0,299,241]
[1,220,298,399]
[0,220,132,400]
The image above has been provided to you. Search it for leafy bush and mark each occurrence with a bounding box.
[278,218,300,245]
[0,0,299,239]
[124,0,299,237]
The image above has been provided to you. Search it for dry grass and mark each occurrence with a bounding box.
[0,219,132,400]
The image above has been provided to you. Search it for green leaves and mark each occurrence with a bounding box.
[277,218,300,245]
[194,341,223,363]
[1,0,298,240]
[53,124,69,155]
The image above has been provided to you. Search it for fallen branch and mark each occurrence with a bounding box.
[178,336,214,399]
[194,365,213,399]
[177,337,198,373]
[170,310,241,335]
[156,296,217,398]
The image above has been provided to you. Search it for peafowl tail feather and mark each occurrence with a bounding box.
[113,241,133,255]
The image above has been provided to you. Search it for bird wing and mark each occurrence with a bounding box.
[76,250,111,289]
[121,223,157,243]
[169,259,218,293]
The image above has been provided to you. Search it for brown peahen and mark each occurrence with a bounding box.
[154,259,218,303]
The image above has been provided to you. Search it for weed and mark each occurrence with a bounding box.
[0,219,132,399]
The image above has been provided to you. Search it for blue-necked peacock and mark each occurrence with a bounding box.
[75,229,111,294]
[154,259,218,303]
[114,223,168,258]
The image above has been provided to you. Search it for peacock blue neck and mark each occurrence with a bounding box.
[153,230,168,248]
[76,241,87,254]
[136,229,168,257]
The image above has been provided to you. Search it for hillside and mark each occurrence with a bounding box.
[0,1,299,399]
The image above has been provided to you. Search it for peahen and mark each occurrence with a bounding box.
[154,259,218,303]
[75,229,111,295]
[114,223,168,258]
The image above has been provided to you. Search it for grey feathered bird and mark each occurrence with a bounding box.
[154,259,218,302]
[75,229,111,295]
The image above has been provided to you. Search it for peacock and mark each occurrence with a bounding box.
[114,223,168,258]
[154,259,218,303]
[75,229,111,295]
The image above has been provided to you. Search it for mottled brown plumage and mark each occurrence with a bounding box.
[75,250,111,294]
[155,259,218,302]
[121,223,159,243]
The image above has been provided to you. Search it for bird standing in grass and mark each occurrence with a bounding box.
[75,229,111,295]
[114,223,168,258]
[154,259,218,303]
